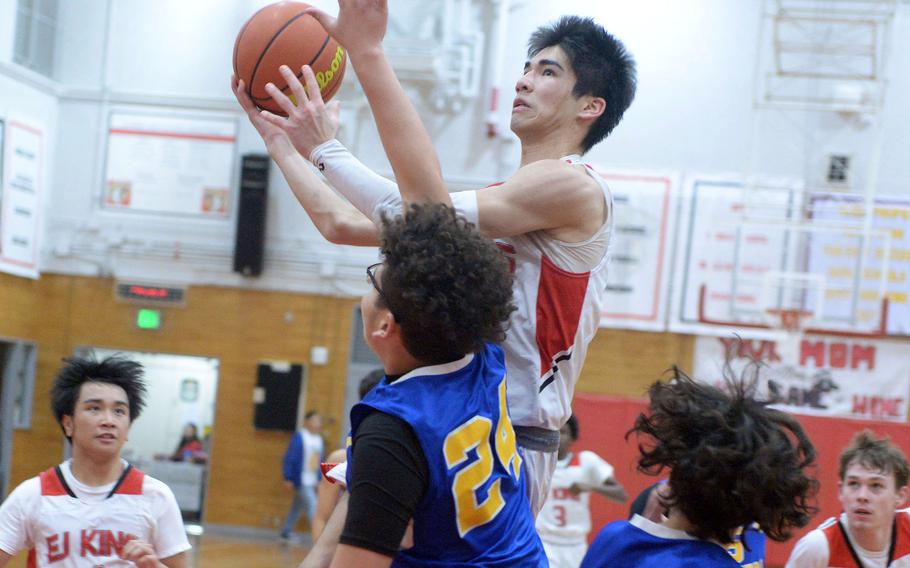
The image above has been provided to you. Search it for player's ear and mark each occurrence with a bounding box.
[578,96,606,121]
[370,311,395,339]
[62,415,74,437]
[896,484,909,507]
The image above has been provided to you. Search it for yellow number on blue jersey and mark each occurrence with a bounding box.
[494,380,522,480]
[443,416,505,537]
[443,380,523,537]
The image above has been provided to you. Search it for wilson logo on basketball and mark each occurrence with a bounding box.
[316,46,345,92]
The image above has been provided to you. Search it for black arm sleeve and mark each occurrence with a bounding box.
[339,410,429,557]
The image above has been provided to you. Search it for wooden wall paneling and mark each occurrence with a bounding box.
[0,273,357,530]
[576,328,696,398]
[1,274,71,487]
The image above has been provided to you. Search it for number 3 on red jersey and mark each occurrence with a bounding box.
[443,380,523,537]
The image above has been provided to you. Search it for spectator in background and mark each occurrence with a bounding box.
[536,414,626,567]
[311,369,384,541]
[280,410,325,542]
[170,423,204,462]
[786,430,910,568]
[581,367,817,568]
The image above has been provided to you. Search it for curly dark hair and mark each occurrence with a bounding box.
[628,366,818,544]
[839,429,910,488]
[528,15,637,153]
[377,203,515,364]
[51,354,147,442]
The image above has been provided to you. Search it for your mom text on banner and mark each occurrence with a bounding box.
[694,335,910,422]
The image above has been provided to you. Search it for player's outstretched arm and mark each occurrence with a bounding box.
[270,141,380,246]
[232,75,378,246]
[475,159,607,239]
[307,140,606,239]
[306,0,450,206]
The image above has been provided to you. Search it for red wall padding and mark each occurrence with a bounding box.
[572,392,910,567]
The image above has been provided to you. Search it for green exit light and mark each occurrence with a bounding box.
[136,309,161,330]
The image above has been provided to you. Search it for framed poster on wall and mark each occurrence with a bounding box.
[102,112,237,218]
[594,168,679,332]
[0,119,43,279]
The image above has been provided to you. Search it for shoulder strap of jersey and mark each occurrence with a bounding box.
[39,466,74,497]
[835,517,897,568]
[109,464,144,497]
[39,464,144,499]
[893,512,910,560]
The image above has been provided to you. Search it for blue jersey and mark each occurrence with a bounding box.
[348,343,546,567]
[581,517,741,568]
[725,524,765,568]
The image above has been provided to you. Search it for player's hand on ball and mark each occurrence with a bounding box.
[231,74,291,150]
[306,0,388,57]
[260,64,341,158]
[121,539,162,568]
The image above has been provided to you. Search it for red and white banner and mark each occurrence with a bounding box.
[694,334,910,422]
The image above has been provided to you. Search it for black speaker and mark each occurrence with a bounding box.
[254,362,304,431]
[233,154,270,276]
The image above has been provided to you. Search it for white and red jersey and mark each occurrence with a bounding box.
[496,156,613,430]
[786,510,910,568]
[536,451,615,545]
[311,141,613,432]
[0,461,190,567]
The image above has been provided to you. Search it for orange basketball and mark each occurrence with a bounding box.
[233,1,347,115]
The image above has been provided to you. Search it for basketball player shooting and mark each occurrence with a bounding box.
[232,1,638,520]
[242,3,547,565]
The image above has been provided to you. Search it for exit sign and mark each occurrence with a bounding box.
[136,308,162,330]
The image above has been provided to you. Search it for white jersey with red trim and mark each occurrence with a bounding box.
[536,451,615,545]
[496,156,613,430]
[0,461,190,567]
[786,509,910,568]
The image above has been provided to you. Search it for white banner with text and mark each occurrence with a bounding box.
[694,334,910,422]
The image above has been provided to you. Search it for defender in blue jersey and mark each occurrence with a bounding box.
[336,204,545,567]
[629,482,767,567]
[581,367,818,568]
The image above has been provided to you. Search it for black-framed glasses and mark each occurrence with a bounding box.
[366,262,400,321]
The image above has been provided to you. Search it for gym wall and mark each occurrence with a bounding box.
[0,271,354,529]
